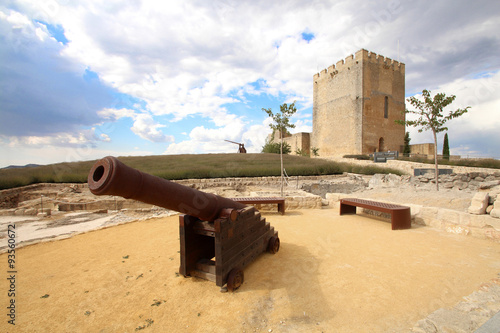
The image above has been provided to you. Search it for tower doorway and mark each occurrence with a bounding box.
[378,137,385,152]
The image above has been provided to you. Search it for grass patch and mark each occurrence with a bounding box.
[0,153,403,190]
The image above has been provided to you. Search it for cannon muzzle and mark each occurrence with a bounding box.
[88,156,245,222]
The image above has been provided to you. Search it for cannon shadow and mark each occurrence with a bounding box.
[238,241,335,327]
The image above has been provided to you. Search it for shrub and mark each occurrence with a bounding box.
[343,154,371,160]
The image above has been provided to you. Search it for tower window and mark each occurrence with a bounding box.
[384,96,389,118]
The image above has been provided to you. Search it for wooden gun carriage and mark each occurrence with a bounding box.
[88,156,279,291]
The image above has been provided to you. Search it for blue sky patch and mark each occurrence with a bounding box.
[35,20,69,45]
[301,31,315,42]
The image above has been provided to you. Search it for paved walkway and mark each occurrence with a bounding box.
[411,275,500,332]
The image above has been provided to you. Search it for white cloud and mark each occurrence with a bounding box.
[131,114,174,143]
[0,143,153,167]
[242,123,270,153]
[98,108,174,142]
[405,71,500,158]
[4,128,102,148]
[100,133,111,142]
[164,116,271,155]
[2,0,500,167]
[97,108,136,121]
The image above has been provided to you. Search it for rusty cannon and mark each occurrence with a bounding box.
[88,156,280,291]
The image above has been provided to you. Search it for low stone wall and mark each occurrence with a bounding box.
[327,156,500,176]
[57,199,154,212]
[385,159,500,176]
[368,173,500,220]
[0,207,52,217]
[412,172,500,191]
[326,194,500,241]
[369,172,500,193]
[0,183,46,209]
[174,175,341,189]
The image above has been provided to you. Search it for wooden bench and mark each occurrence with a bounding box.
[230,197,285,215]
[339,198,411,230]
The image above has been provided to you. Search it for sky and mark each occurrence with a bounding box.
[1,0,499,168]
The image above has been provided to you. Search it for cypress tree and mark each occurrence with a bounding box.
[443,133,450,160]
[403,132,411,157]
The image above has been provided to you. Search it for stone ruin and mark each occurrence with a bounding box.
[1,169,499,241]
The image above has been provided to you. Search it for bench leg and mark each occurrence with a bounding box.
[391,208,411,230]
[277,202,285,215]
[340,203,357,215]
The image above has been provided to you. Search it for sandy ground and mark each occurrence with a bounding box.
[1,209,499,333]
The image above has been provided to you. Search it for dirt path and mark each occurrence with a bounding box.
[1,209,499,332]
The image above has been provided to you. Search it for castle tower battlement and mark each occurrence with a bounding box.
[311,49,406,157]
[314,49,404,81]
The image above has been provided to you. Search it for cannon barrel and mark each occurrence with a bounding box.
[88,156,246,222]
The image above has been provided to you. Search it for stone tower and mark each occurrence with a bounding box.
[311,49,405,156]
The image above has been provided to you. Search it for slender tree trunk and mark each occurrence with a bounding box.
[433,130,439,191]
[280,129,284,196]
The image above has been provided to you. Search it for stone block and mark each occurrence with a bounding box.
[484,228,500,241]
[480,180,500,189]
[453,181,468,190]
[24,208,37,215]
[0,209,16,216]
[368,174,384,188]
[419,207,440,227]
[468,192,490,215]
[417,308,474,333]
[420,206,438,220]
[485,217,500,231]
[407,204,422,218]
[443,182,454,189]
[326,193,340,202]
[459,213,471,227]
[438,208,461,225]
[469,215,488,229]
[469,180,481,189]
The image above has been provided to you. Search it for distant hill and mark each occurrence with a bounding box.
[3,164,41,170]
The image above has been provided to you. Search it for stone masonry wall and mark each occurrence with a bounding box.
[312,51,363,156]
[311,49,405,157]
[282,132,311,156]
[361,50,405,153]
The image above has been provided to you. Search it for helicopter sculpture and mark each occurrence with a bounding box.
[224,140,247,153]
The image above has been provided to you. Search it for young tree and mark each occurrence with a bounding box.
[403,132,411,157]
[443,132,450,160]
[396,89,469,190]
[262,102,297,196]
